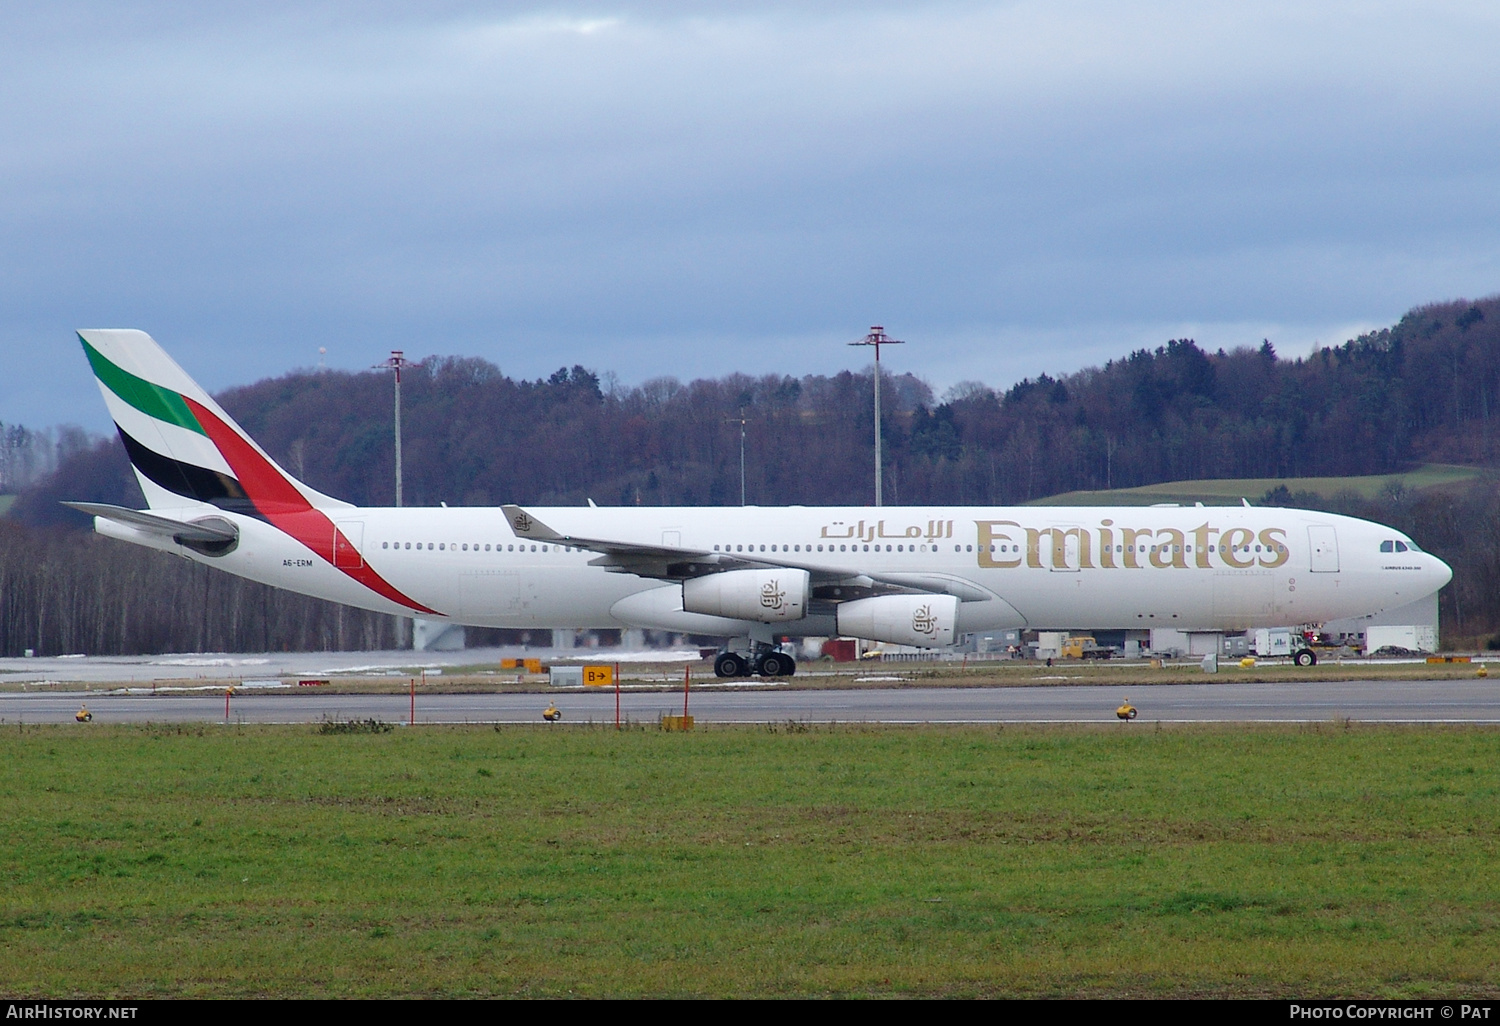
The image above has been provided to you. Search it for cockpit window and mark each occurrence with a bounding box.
[1394,541,1409,553]
[1404,540,1421,553]
[1380,540,1394,553]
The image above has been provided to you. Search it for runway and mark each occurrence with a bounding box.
[5,679,1500,725]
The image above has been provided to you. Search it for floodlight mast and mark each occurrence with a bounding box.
[373,350,414,507]
[725,407,750,506]
[848,326,904,507]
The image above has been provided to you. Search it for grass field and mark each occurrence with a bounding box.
[2,722,1497,998]
[1030,462,1482,506]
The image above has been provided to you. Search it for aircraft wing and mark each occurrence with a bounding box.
[501,504,996,603]
[62,501,239,543]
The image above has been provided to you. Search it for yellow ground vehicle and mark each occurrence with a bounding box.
[1061,635,1114,660]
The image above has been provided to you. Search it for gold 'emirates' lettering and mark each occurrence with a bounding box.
[1026,526,1093,569]
[1192,523,1218,569]
[1259,528,1289,568]
[975,520,1022,568]
[1150,529,1186,568]
[974,520,1293,571]
[1221,527,1254,568]
[1120,527,1151,569]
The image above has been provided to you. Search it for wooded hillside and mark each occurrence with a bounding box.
[5,295,1500,655]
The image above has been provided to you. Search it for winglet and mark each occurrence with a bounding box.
[502,505,564,540]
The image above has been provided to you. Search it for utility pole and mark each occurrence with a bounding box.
[848,326,904,507]
[725,407,750,506]
[373,351,413,506]
[374,350,414,652]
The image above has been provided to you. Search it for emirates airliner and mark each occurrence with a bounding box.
[68,330,1451,676]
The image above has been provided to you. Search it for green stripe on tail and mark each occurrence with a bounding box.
[79,335,205,435]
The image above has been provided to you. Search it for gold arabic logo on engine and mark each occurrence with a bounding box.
[512,512,533,533]
[912,603,938,635]
[760,579,786,611]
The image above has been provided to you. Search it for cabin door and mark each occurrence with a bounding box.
[333,521,364,569]
[1307,526,1340,573]
[1051,526,1082,572]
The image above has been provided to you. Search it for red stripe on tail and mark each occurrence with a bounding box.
[183,397,441,615]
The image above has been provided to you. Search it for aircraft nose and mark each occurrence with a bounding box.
[1428,554,1453,592]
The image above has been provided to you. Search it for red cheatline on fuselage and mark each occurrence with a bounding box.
[181,396,440,615]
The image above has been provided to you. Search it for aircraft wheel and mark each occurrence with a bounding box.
[759,652,792,677]
[1294,649,1317,667]
[715,652,749,678]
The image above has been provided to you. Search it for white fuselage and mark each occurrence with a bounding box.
[102,503,1451,637]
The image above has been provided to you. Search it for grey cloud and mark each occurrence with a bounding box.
[3,2,1499,432]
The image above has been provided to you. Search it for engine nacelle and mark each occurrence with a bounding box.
[682,569,809,623]
[836,593,959,648]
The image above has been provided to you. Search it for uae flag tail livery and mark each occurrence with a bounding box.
[75,329,438,615]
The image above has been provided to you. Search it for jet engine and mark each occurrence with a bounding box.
[682,569,810,623]
[836,593,959,648]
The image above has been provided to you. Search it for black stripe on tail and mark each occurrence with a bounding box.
[117,425,262,516]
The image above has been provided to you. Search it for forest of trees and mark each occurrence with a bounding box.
[5,294,1500,655]
[0,421,68,494]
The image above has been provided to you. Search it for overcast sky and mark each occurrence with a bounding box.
[5,1,1500,433]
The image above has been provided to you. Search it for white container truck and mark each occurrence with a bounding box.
[1254,628,1293,657]
[1365,625,1437,655]
[1254,627,1321,665]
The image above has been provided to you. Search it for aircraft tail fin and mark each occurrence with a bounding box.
[77,329,350,514]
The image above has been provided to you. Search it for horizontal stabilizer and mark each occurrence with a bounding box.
[62,502,238,543]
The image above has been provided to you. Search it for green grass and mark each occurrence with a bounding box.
[1030,462,1482,506]
[2,723,1498,997]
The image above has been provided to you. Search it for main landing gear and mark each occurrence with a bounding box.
[714,645,797,678]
